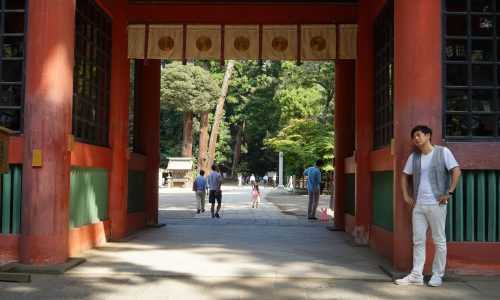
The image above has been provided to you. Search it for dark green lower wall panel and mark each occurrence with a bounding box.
[128,170,146,213]
[69,167,108,228]
[446,170,500,242]
[372,171,394,232]
[1,165,22,234]
[345,173,355,216]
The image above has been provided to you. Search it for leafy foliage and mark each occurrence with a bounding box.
[160,62,220,113]
[158,60,335,176]
[265,118,334,175]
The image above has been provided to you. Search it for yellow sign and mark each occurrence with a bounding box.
[0,126,13,174]
[67,134,74,152]
[32,149,42,167]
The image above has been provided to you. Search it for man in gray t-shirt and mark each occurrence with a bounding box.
[207,165,222,218]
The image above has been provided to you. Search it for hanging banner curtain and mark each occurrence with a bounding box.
[128,24,145,59]
[186,25,221,60]
[262,25,297,60]
[224,25,259,60]
[339,24,358,59]
[127,23,357,61]
[301,24,336,60]
[147,25,183,60]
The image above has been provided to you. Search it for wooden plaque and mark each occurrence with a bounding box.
[0,126,13,174]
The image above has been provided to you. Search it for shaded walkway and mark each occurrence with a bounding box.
[1,186,499,299]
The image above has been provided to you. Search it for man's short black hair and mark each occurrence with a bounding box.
[211,164,218,171]
[411,125,432,138]
[316,159,324,167]
[200,170,205,175]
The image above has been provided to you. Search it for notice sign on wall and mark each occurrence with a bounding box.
[0,126,12,174]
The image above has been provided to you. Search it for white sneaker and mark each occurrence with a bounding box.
[428,275,442,287]
[395,274,424,286]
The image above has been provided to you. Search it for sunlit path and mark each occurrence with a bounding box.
[2,187,497,299]
[67,186,386,280]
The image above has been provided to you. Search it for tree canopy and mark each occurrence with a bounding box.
[160,62,220,113]
[157,60,335,177]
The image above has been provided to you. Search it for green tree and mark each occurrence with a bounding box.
[160,62,220,157]
[265,118,334,175]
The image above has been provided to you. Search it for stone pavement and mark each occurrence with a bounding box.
[1,185,499,299]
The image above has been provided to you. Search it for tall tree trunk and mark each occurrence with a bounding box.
[323,74,334,123]
[182,111,193,157]
[231,121,245,177]
[198,111,209,172]
[207,60,235,167]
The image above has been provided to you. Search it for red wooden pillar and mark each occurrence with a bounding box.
[393,0,442,271]
[108,0,130,239]
[334,60,355,229]
[139,61,161,225]
[353,0,374,241]
[20,0,76,264]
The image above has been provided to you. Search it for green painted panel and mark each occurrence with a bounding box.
[445,190,453,241]
[487,171,497,242]
[448,170,500,242]
[498,173,500,241]
[465,172,475,241]
[345,173,355,216]
[1,171,12,234]
[372,171,393,232]
[452,177,464,241]
[11,166,22,234]
[69,167,108,228]
[477,171,486,241]
[128,170,146,213]
[0,165,21,234]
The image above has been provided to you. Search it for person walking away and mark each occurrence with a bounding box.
[207,165,223,218]
[252,184,261,208]
[193,170,207,214]
[249,174,256,187]
[395,125,461,287]
[263,175,268,188]
[303,159,324,220]
[238,174,243,187]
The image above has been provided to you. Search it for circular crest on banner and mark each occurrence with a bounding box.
[234,36,250,52]
[196,36,212,52]
[310,36,327,51]
[272,36,288,52]
[158,36,175,52]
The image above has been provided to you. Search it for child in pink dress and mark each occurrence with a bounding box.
[252,184,261,208]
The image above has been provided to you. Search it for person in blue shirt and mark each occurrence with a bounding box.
[207,165,223,218]
[193,170,207,214]
[303,159,324,220]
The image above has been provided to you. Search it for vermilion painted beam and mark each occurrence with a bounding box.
[334,60,355,230]
[369,147,392,172]
[139,60,161,226]
[393,0,442,271]
[129,153,148,171]
[127,3,358,24]
[71,142,113,169]
[446,142,500,170]
[108,0,130,239]
[353,0,373,241]
[68,220,111,256]
[8,137,23,164]
[20,0,76,264]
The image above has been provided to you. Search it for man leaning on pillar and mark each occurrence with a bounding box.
[395,125,461,287]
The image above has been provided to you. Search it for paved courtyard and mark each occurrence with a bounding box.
[1,185,499,299]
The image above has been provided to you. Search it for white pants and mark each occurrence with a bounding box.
[411,204,447,279]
